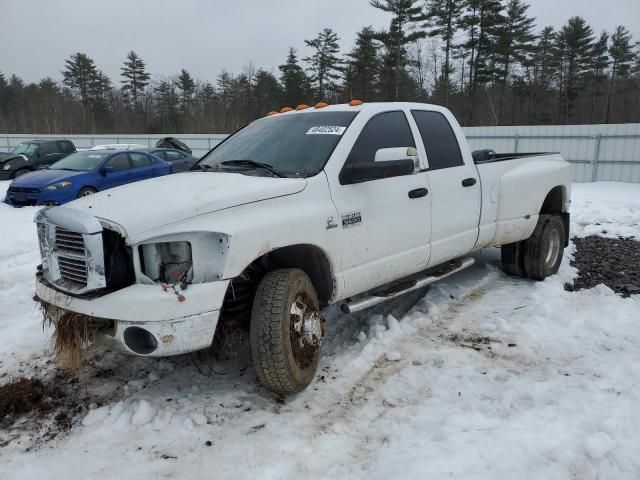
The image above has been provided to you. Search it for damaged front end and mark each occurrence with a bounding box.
[33,206,228,363]
[35,207,135,297]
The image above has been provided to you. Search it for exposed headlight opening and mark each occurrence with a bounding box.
[140,241,194,284]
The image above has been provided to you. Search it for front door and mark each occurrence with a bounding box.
[328,110,432,299]
[101,152,134,189]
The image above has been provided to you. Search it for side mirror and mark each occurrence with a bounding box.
[340,159,415,185]
[101,165,115,175]
[374,146,417,163]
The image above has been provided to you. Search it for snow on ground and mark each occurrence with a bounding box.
[0,181,639,480]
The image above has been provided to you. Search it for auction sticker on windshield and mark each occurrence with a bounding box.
[306,126,347,135]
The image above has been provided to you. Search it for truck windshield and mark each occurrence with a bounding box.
[11,143,39,155]
[197,111,358,177]
[50,151,109,171]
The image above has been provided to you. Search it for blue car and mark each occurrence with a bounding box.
[5,149,173,207]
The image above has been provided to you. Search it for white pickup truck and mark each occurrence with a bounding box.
[34,102,571,394]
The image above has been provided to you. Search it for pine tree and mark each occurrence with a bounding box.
[120,51,150,108]
[278,48,310,107]
[606,26,635,122]
[344,26,381,101]
[62,52,99,128]
[177,69,196,110]
[304,28,343,102]
[588,32,609,122]
[459,0,504,123]
[493,0,536,123]
[253,69,282,116]
[154,80,178,131]
[90,70,113,129]
[370,0,426,100]
[554,17,595,122]
[424,0,464,106]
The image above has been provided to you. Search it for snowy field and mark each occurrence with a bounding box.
[1,181,639,480]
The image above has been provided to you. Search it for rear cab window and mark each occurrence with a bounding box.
[411,110,464,170]
[39,142,58,155]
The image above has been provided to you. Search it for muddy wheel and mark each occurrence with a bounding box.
[250,268,324,395]
[501,240,527,277]
[77,187,96,198]
[523,214,565,281]
[13,168,31,178]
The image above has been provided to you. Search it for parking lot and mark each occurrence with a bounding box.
[1,181,639,479]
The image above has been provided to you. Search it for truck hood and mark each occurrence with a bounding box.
[0,152,21,163]
[66,172,308,238]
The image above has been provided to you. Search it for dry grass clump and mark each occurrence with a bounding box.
[39,301,96,369]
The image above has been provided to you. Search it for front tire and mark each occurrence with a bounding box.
[77,187,96,198]
[250,268,324,395]
[523,214,566,280]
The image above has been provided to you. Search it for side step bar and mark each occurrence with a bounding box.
[340,257,476,314]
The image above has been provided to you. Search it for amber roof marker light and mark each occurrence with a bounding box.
[296,104,310,111]
[349,99,363,106]
[266,111,279,117]
[280,107,293,113]
[315,102,329,109]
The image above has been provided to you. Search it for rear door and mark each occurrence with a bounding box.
[328,110,432,297]
[411,110,480,266]
[129,152,161,179]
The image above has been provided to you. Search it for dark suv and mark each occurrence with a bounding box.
[0,139,77,180]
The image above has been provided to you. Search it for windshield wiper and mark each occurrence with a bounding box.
[220,160,286,178]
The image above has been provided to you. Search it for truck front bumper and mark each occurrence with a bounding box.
[35,278,229,357]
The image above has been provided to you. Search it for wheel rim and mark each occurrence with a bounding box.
[289,293,324,370]
[545,228,562,268]
[79,190,94,197]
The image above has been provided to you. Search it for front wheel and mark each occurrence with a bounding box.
[77,187,96,198]
[523,214,566,280]
[250,268,325,395]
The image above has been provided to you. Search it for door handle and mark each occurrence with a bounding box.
[462,178,477,187]
[408,188,428,199]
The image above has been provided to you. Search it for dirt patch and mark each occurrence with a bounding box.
[0,371,103,446]
[565,236,640,297]
[0,378,64,421]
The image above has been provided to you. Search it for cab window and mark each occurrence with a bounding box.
[345,111,415,165]
[411,110,464,170]
[39,142,58,155]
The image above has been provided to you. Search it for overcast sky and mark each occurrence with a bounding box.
[2,0,639,84]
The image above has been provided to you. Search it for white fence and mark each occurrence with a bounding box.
[2,123,640,183]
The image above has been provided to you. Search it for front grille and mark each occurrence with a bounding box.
[9,187,40,194]
[55,227,88,286]
[58,256,88,284]
[56,227,86,254]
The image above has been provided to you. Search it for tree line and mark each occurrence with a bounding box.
[1,0,639,134]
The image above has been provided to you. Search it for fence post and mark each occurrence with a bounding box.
[514,134,520,153]
[6,137,10,150]
[208,138,212,150]
[591,134,602,182]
